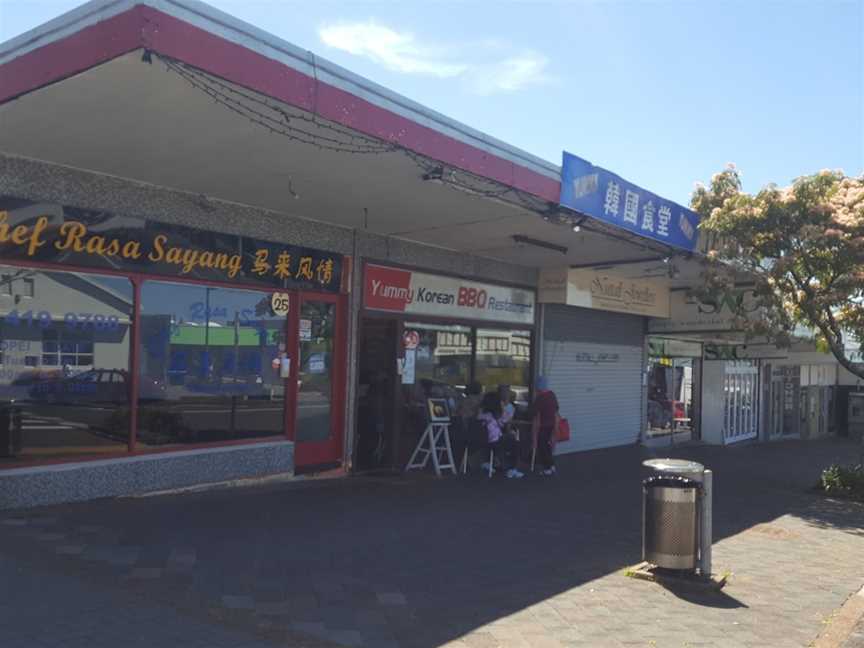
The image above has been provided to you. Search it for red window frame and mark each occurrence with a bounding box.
[289,291,348,470]
[0,258,348,471]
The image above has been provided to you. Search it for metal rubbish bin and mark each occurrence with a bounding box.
[643,475,701,570]
[0,404,23,458]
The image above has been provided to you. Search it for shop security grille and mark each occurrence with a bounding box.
[542,305,644,451]
[723,361,759,442]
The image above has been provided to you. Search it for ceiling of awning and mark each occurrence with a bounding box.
[0,49,697,282]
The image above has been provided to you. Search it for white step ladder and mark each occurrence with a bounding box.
[405,422,457,476]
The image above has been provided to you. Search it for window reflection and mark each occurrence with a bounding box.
[138,281,285,446]
[0,266,132,462]
[405,322,471,403]
[297,301,335,442]
[398,322,471,465]
[474,329,531,416]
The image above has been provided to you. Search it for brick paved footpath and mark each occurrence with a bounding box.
[844,616,864,648]
[1,439,863,648]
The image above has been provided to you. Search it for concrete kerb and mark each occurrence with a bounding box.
[130,466,349,500]
[813,585,864,648]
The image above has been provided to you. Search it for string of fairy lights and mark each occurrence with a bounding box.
[150,51,681,257]
[153,52,552,213]
[159,55,392,154]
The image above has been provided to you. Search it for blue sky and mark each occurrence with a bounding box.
[1,0,862,204]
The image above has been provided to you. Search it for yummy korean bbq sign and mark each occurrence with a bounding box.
[364,264,535,325]
[560,152,701,252]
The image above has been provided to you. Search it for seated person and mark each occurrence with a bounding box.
[477,392,524,479]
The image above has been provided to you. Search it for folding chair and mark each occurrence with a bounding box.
[460,419,495,478]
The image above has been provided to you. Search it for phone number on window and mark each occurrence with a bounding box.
[0,310,122,329]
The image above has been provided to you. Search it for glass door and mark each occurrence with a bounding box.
[292,293,345,470]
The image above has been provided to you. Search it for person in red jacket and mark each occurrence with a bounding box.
[531,376,560,476]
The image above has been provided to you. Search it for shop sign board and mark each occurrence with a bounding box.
[308,353,326,373]
[648,337,702,358]
[703,342,788,361]
[570,352,620,364]
[648,287,760,334]
[538,267,670,318]
[364,264,535,325]
[299,318,312,341]
[271,293,291,316]
[0,198,343,292]
[560,152,701,252]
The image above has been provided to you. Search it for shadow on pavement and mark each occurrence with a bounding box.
[657,582,748,609]
[1,438,863,648]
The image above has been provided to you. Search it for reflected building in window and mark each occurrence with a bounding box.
[137,281,286,447]
[0,266,133,462]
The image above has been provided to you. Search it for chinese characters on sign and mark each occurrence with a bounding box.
[560,152,701,252]
[0,199,343,292]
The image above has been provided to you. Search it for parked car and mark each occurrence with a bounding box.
[29,369,166,403]
[0,369,62,403]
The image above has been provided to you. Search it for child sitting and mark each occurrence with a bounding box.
[477,392,524,479]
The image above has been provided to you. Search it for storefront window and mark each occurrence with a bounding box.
[0,266,132,463]
[138,281,286,447]
[475,328,532,415]
[646,356,698,438]
[406,322,471,401]
[297,301,335,442]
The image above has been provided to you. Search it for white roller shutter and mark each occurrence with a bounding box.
[542,304,645,453]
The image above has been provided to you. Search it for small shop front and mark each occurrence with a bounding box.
[0,197,348,476]
[646,337,703,443]
[649,288,787,444]
[538,267,670,453]
[354,263,536,472]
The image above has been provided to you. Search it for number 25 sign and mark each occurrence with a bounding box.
[271,292,291,316]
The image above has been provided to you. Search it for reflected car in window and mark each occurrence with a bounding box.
[29,369,166,403]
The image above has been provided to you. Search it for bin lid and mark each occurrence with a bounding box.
[643,475,700,489]
[642,458,704,474]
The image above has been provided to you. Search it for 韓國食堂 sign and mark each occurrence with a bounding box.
[559,152,701,252]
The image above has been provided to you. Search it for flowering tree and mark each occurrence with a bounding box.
[692,166,864,379]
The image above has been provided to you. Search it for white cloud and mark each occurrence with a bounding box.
[467,52,552,96]
[319,21,466,79]
[318,21,551,94]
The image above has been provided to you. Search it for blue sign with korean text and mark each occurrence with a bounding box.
[560,152,701,252]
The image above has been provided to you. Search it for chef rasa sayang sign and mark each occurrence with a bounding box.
[0,200,343,292]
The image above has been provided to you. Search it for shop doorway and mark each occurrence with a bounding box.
[353,316,533,472]
[292,293,347,470]
[766,365,800,439]
[355,317,400,471]
[646,356,701,443]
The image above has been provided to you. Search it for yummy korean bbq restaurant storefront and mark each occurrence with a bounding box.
[0,198,348,498]
[355,263,536,472]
